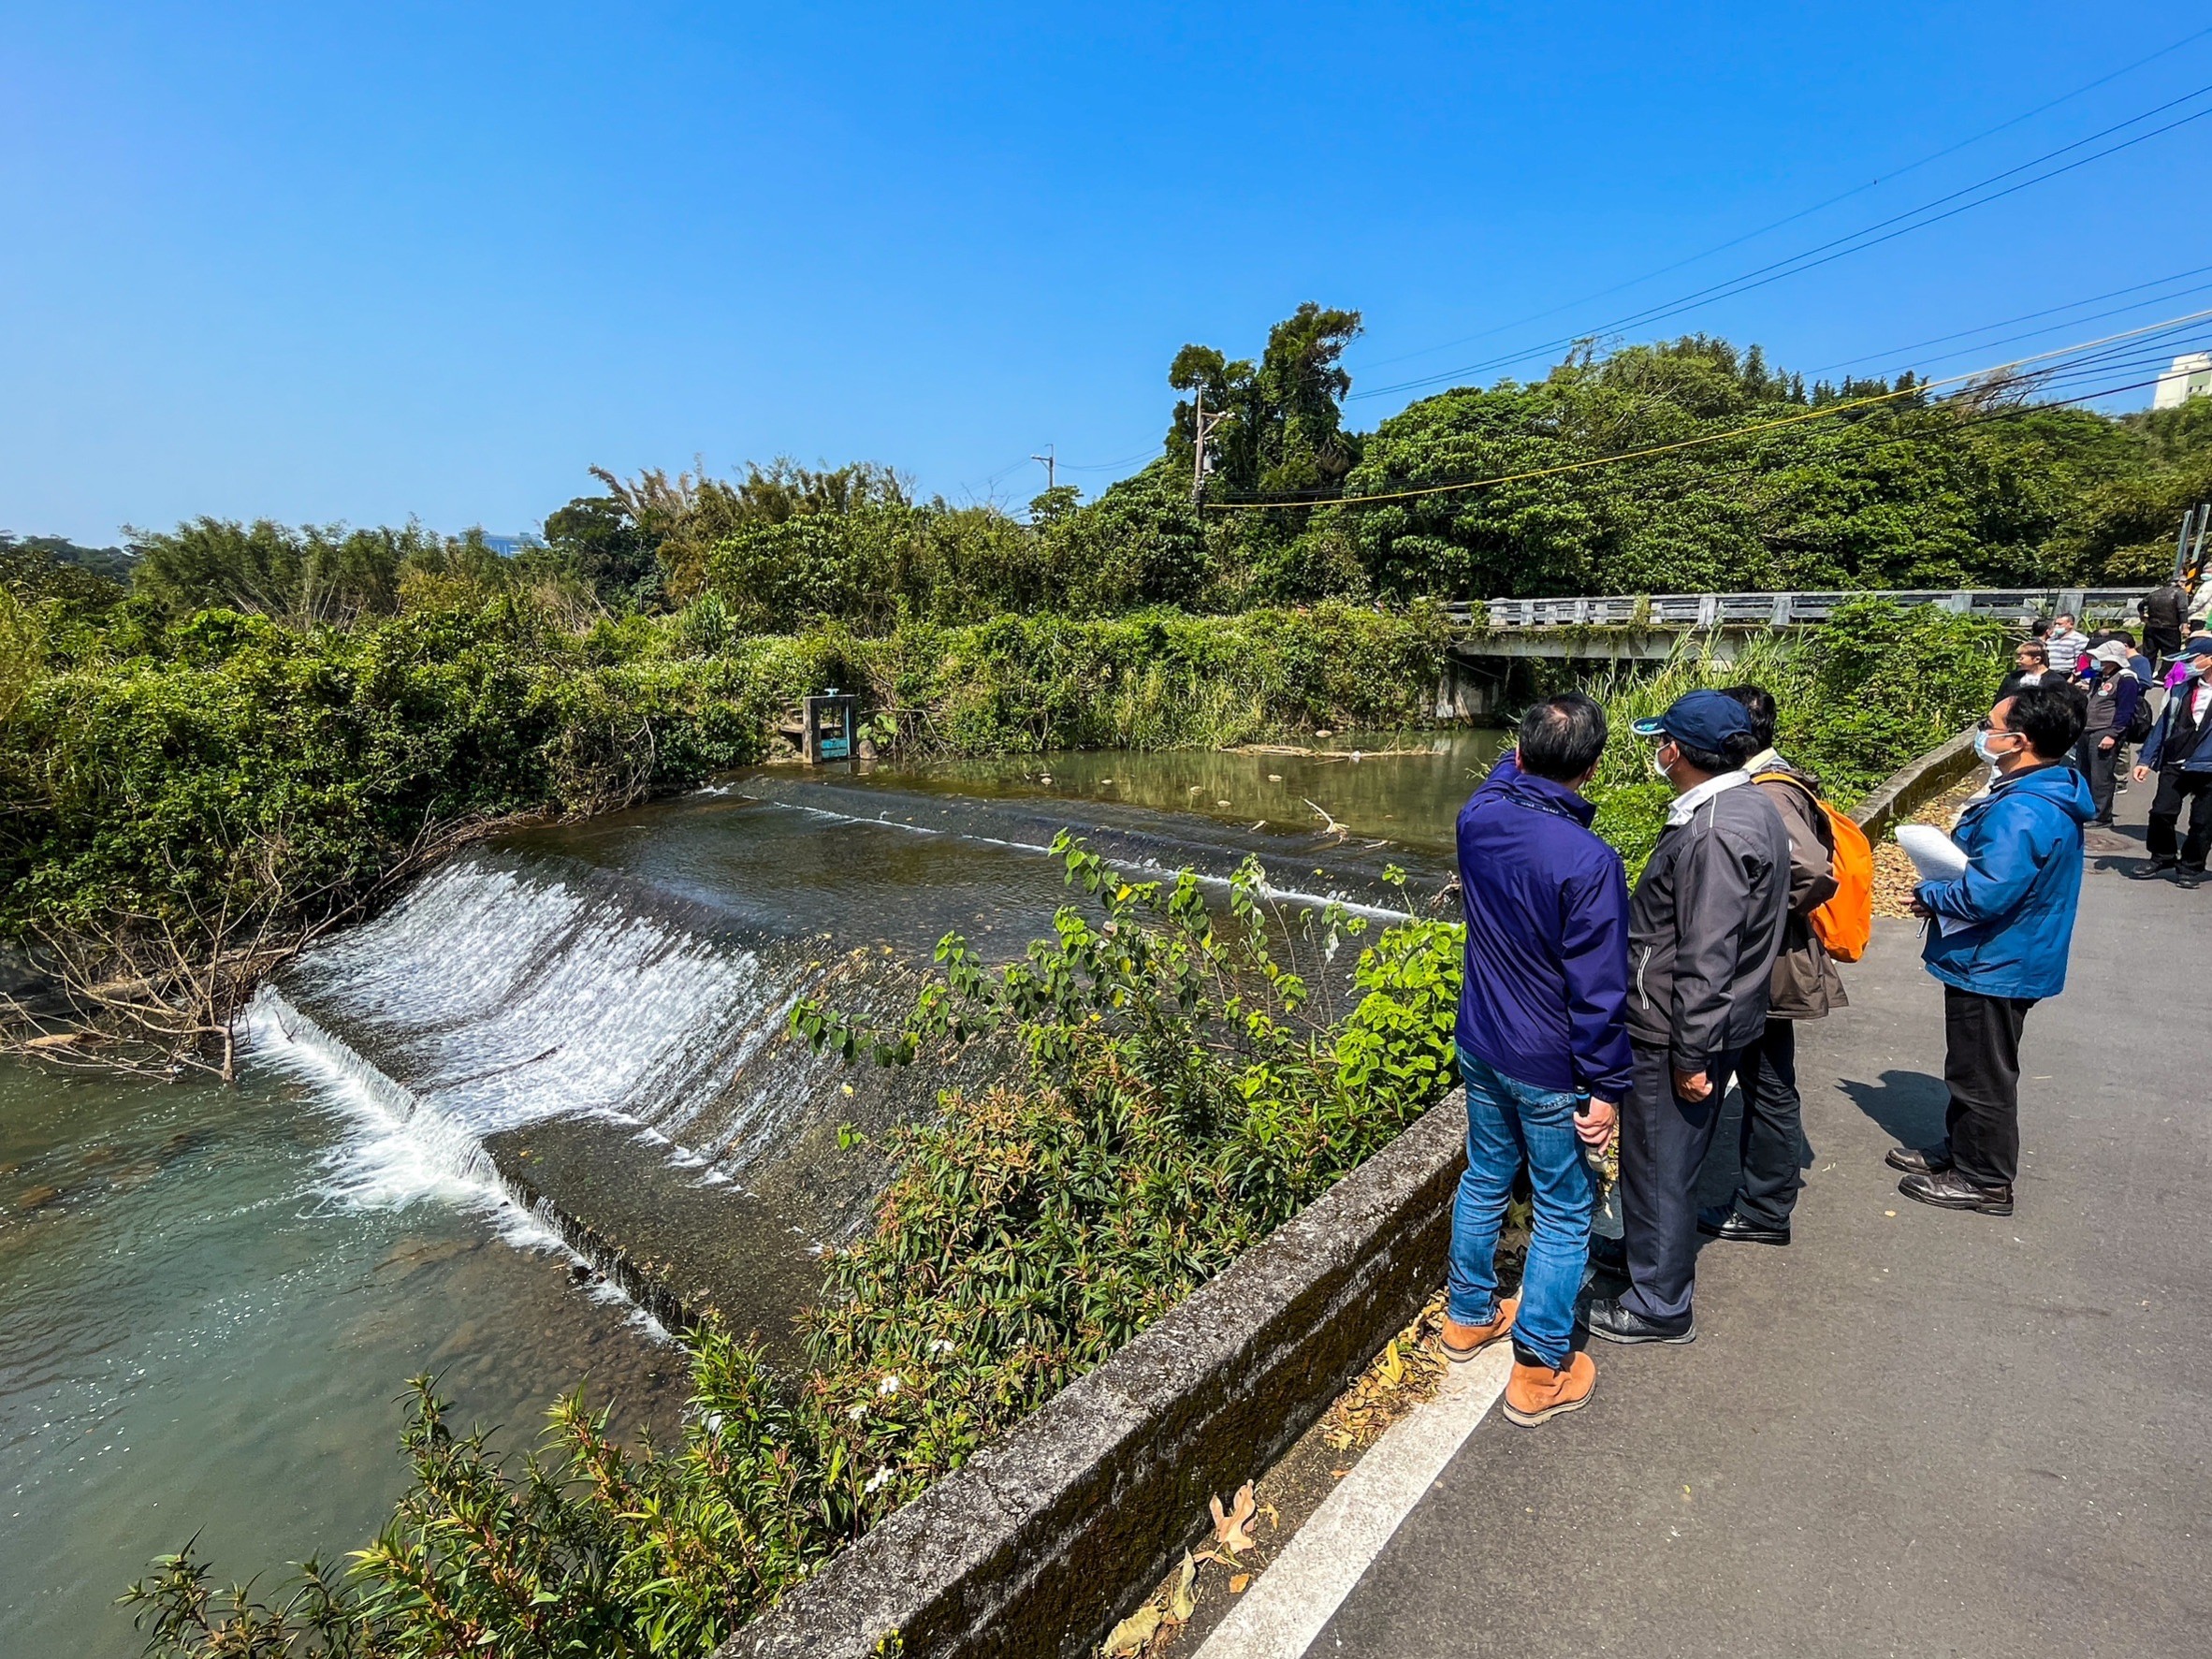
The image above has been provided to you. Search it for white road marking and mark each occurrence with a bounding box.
[1192,1342,1514,1659]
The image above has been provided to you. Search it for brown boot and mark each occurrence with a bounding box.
[1438,1295,1520,1362]
[1502,1351,1596,1426]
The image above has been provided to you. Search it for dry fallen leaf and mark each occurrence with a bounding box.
[1376,1339,1404,1387]
[1210,1480,1259,1554]
[1230,1573,1250,1594]
[1102,1605,1161,1656]
[1169,1553,1198,1623]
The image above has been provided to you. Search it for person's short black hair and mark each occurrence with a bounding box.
[2000,684,2086,759]
[2030,618,2053,640]
[1721,684,1777,750]
[2110,628,2136,648]
[1517,691,1608,781]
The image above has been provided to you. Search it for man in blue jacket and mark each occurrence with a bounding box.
[1444,691,1628,1427]
[1897,684,2090,1215]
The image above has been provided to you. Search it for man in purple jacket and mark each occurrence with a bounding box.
[1441,691,1630,1427]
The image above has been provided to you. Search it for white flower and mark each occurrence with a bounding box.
[927,1339,954,1355]
[864,1465,894,1493]
[847,1402,867,1420]
[877,1373,902,1396]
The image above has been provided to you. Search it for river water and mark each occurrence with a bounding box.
[0,730,1503,1655]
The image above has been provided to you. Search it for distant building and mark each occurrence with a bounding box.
[2154,353,2212,410]
[480,533,543,558]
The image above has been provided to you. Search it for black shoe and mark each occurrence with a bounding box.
[1885,1142,1954,1176]
[1897,1170,2014,1216]
[1586,1235,1627,1279]
[1695,1204,1790,1245]
[2130,858,2178,880]
[1585,1295,1695,1346]
[2180,866,2205,889]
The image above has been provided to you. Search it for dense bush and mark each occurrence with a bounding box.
[825,601,1450,755]
[126,843,1463,1656]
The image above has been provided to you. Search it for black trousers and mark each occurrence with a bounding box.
[1943,984,2036,1190]
[1620,1039,1741,1327]
[2073,729,2121,822]
[2147,769,2212,866]
[1717,1016,1809,1229]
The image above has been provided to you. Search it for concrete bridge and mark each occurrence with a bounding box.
[1434,586,2154,717]
[1444,586,2155,660]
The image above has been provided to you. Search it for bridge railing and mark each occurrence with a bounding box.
[1449,588,2154,632]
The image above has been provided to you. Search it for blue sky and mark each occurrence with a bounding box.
[5,2,2211,544]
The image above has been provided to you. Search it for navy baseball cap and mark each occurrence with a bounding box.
[1632,689,1754,749]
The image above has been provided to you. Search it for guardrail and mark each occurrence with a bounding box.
[1448,588,2154,632]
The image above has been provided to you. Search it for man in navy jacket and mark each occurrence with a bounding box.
[1444,691,1629,1427]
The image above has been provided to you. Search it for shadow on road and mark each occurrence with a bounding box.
[1837,1068,1948,1147]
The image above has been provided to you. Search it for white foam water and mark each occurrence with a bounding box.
[249,984,673,1343]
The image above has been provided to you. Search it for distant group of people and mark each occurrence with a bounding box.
[2000,581,2212,884]
[1441,667,2092,1426]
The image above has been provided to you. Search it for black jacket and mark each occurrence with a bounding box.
[2141,583,2189,637]
[1627,776,1793,1072]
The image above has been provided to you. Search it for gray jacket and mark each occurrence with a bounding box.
[1627,775,1792,1071]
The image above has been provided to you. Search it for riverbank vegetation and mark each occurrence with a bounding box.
[126,842,1461,1656]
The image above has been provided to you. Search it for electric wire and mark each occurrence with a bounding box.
[1805,263,2212,375]
[1354,23,2212,376]
[1350,83,2212,402]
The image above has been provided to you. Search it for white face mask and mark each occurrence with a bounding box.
[1651,745,1674,783]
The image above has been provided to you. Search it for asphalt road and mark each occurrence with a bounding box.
[1315,786,2212,1657]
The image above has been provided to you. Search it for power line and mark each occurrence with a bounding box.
[1804,262,2212,375]
[1353,23,2212,377]
[1204,308,2212,510]
[1351,82,2212,403]
[1056,445,1164,473]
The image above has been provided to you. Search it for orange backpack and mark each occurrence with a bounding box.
[1755,771,1875,963]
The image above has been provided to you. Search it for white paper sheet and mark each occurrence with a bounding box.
[1895,823,1970,881]
[1895,823,1972,935]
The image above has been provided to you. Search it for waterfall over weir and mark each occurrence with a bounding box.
[257,776,1458,1347]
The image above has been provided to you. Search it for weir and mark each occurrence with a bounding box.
[255,766,1461,1347]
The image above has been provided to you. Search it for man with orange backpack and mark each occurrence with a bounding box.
[1696,686,1872,1246]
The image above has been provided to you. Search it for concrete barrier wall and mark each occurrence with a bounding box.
[1850,725,1982,840]
[715,1096,1469,1659]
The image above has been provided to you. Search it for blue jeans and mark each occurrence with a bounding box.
[1448,1047,1598,1369]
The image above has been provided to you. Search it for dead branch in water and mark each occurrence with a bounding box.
[1,812,529,1083]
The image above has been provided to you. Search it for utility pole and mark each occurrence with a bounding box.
[1191,387,1230,504]
[1192,387,1206,503]
[1029,444,1055,492]
[2192,502,2212,588]
[2176,505,2199,580]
